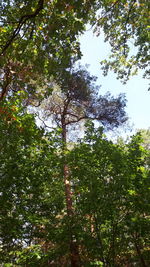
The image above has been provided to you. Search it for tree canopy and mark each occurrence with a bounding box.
[0,0,98,99]
[41,66,127,130]
[0,1,150,266]
[92,0,150,83]
[0,0,149,101]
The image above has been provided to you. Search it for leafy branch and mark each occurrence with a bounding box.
[0,0,44,56]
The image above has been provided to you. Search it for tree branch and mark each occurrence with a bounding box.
[36,112,55,129]
[65,115,88,125]
[0,0,44,56]
[0,67,11,100]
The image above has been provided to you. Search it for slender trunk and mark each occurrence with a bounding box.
[134,240,147,267]
[93,213,105,263]
[61,119,80,266]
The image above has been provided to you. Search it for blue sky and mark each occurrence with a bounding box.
[79,29,150,132]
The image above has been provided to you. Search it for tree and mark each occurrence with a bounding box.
[91,0,150,84]
[39,65,127,266]
[1,0,149,103]
[0,0,98,100]
[42,65,127,130]
[0,97,66,265]
[1,97,149,265]
[138,128,150,151]
[68,124,150,265]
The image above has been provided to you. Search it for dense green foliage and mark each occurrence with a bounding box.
[0,102,149,265]
[0,1,150,266]
[0,0,149,101]
[0,0,97,99]
[68,123,150,265]
[0,99,64,265]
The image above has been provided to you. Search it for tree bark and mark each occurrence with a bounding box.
[61,117,80,266]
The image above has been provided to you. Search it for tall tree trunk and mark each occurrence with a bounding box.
[61,119,80,266]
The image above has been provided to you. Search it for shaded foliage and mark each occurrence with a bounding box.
[0,0,97,99]
[67,122,150,265]
[0,104,150,265]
